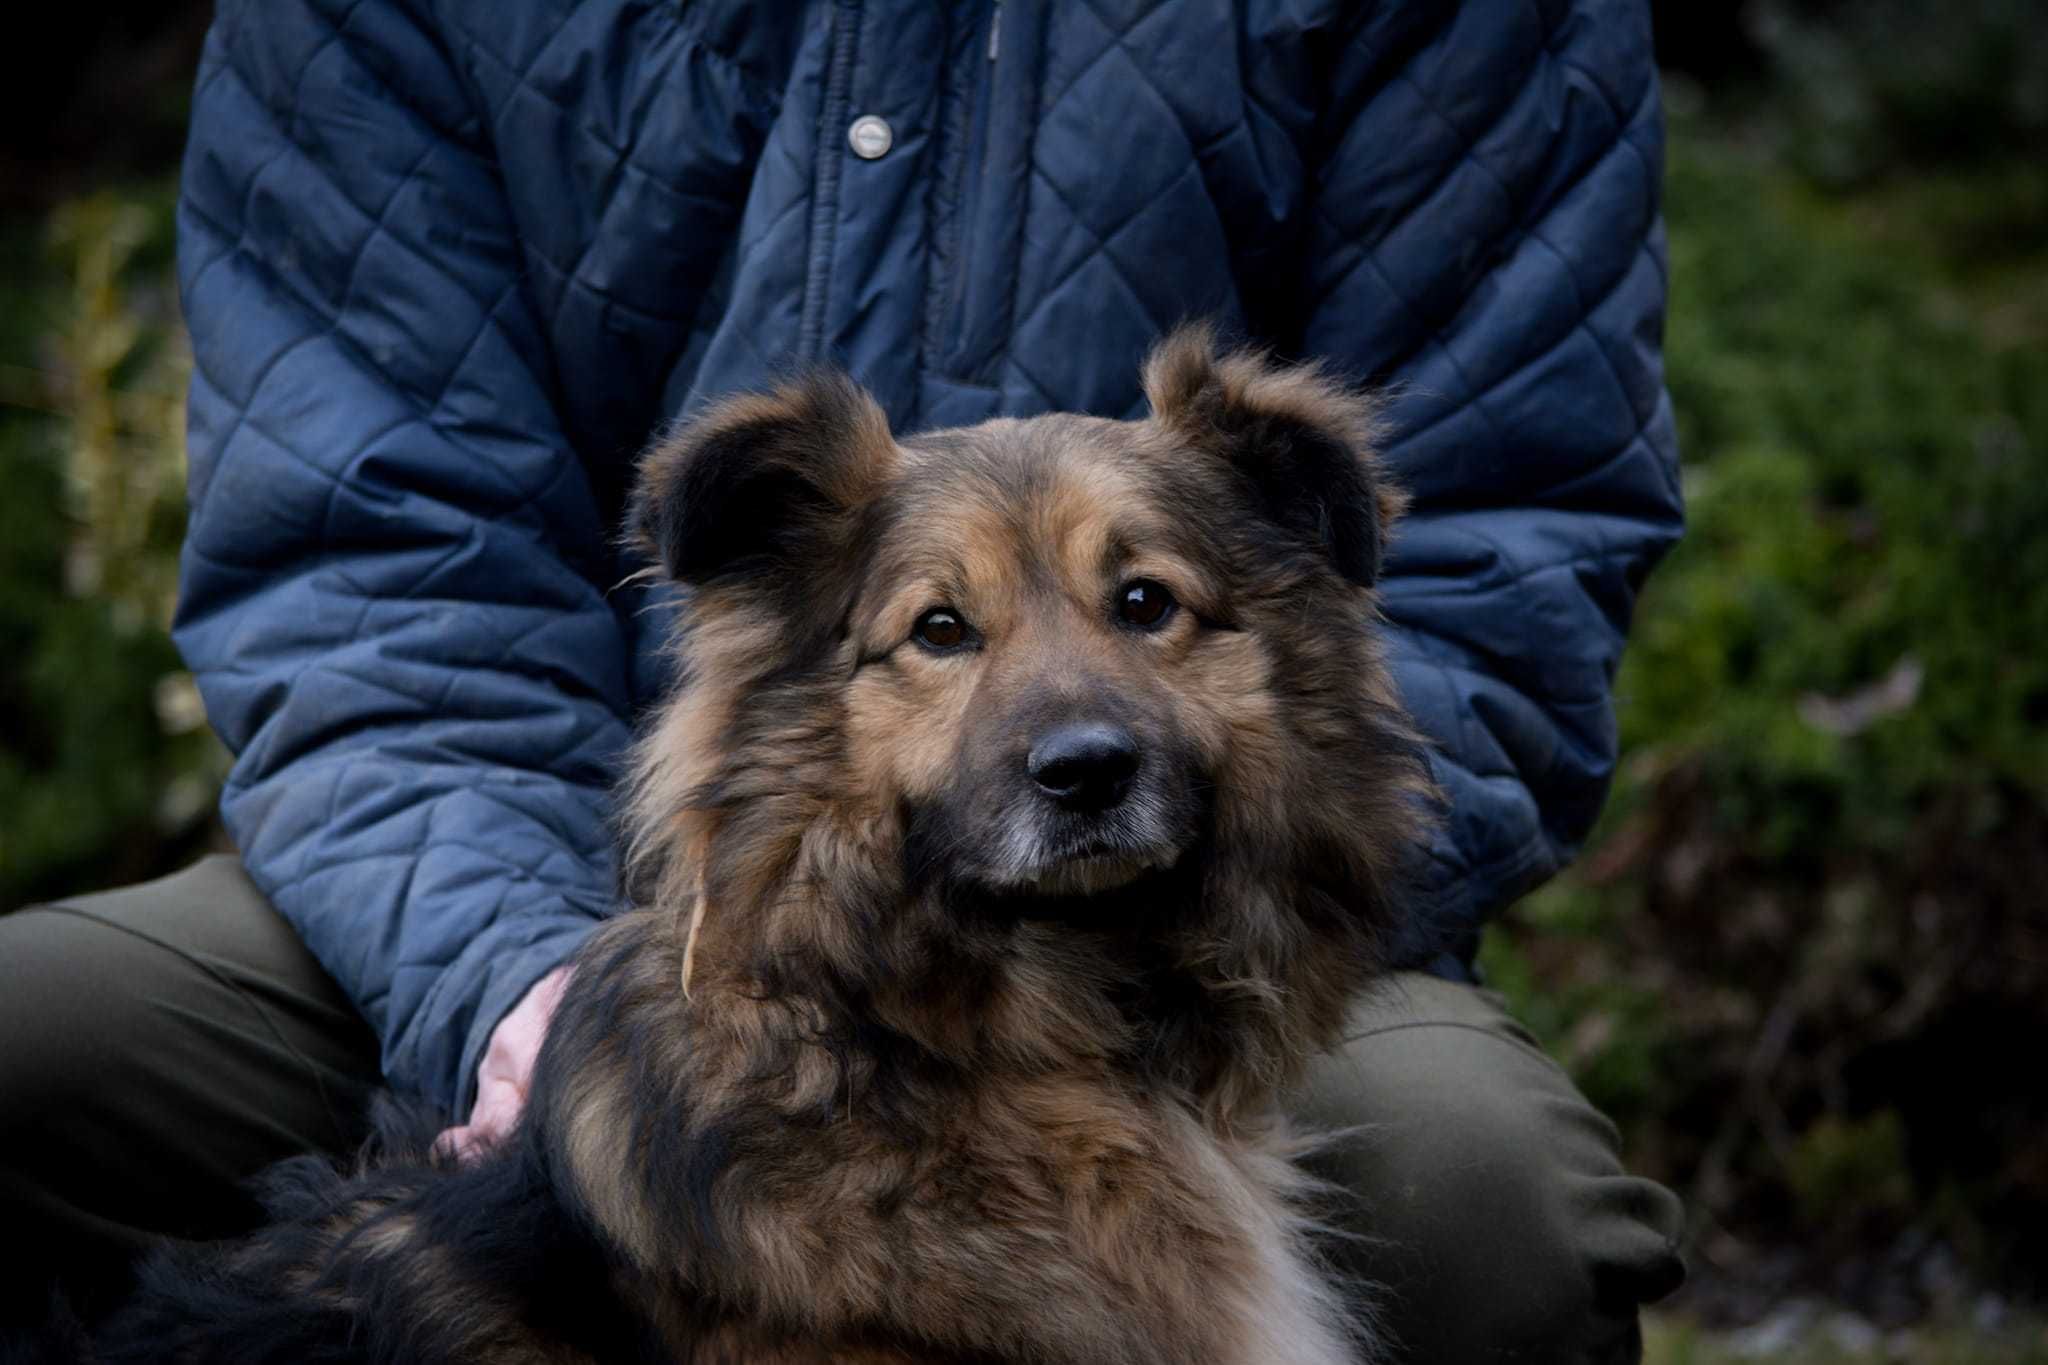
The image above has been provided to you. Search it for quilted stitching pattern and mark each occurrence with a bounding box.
[176,0,1679,1109]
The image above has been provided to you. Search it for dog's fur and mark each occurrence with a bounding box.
[85,328,1433,1364]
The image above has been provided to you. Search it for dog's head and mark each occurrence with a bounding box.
[626,327,1431,1083]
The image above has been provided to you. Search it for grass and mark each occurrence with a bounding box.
[1645,1309,2048,1364]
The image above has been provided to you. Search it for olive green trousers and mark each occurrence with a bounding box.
[0,855,1683,1359]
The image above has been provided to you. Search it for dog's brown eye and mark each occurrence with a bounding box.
[913,608,970,651]
[1117,580,1176,630]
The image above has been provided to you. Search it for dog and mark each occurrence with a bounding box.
[85,327,1433,1364]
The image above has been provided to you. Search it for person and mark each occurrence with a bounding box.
[0,0,1688,1357]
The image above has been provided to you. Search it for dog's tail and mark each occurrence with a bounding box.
[68,1099,655,1365]
[0,1102,435,1365]
[93,1100,446,1363]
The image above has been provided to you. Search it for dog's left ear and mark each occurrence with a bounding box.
[1143,325,1403,587]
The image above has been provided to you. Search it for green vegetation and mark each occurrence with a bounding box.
[0,187,223,907]
[1483,103,2048,1310]
[1645,1310,2048,1365]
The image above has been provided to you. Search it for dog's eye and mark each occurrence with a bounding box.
[1116,579,1176,630]
[913,607,971,651]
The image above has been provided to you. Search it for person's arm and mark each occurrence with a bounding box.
[1299,0,1682,969]
[174,0,633,1114]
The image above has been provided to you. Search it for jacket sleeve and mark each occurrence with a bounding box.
[173,0,631,1112]
[1298,1,1683,971]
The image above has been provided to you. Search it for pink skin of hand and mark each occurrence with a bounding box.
[435,964,574,1163]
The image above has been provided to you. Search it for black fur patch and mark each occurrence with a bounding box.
[1228,414,1385,586]
[78,1101,665,1365]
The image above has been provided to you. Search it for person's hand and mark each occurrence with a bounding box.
[435,965,574,1162]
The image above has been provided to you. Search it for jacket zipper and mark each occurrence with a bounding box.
[799,0,863,360]
[937,1,1002,377]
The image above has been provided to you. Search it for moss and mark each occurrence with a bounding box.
[1787,1111,1915,1224]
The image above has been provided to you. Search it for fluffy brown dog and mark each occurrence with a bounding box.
[92,328,1432,1365]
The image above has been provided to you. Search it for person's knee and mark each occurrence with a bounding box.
[0,905,147,1127]
[2,867,384,1320]
[1293,991,1684,1362]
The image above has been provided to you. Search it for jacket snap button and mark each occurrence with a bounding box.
[847,115,894,160]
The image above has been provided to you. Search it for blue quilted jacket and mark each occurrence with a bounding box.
[174,0,1681,1113]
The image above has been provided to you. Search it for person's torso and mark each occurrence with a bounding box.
[432,0,1345,699]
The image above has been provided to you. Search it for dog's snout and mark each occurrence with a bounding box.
[1028,723,1141,812]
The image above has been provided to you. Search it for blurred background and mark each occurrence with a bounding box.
[1,3,2042,1359]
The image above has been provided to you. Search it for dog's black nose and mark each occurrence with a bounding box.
[1028,723,1140,812]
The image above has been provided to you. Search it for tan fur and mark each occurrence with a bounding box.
[534,328,1437,1363]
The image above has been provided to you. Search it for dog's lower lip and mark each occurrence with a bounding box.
[1019,844,1183,894]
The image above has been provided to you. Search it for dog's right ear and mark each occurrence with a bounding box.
[630,373,897,589]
